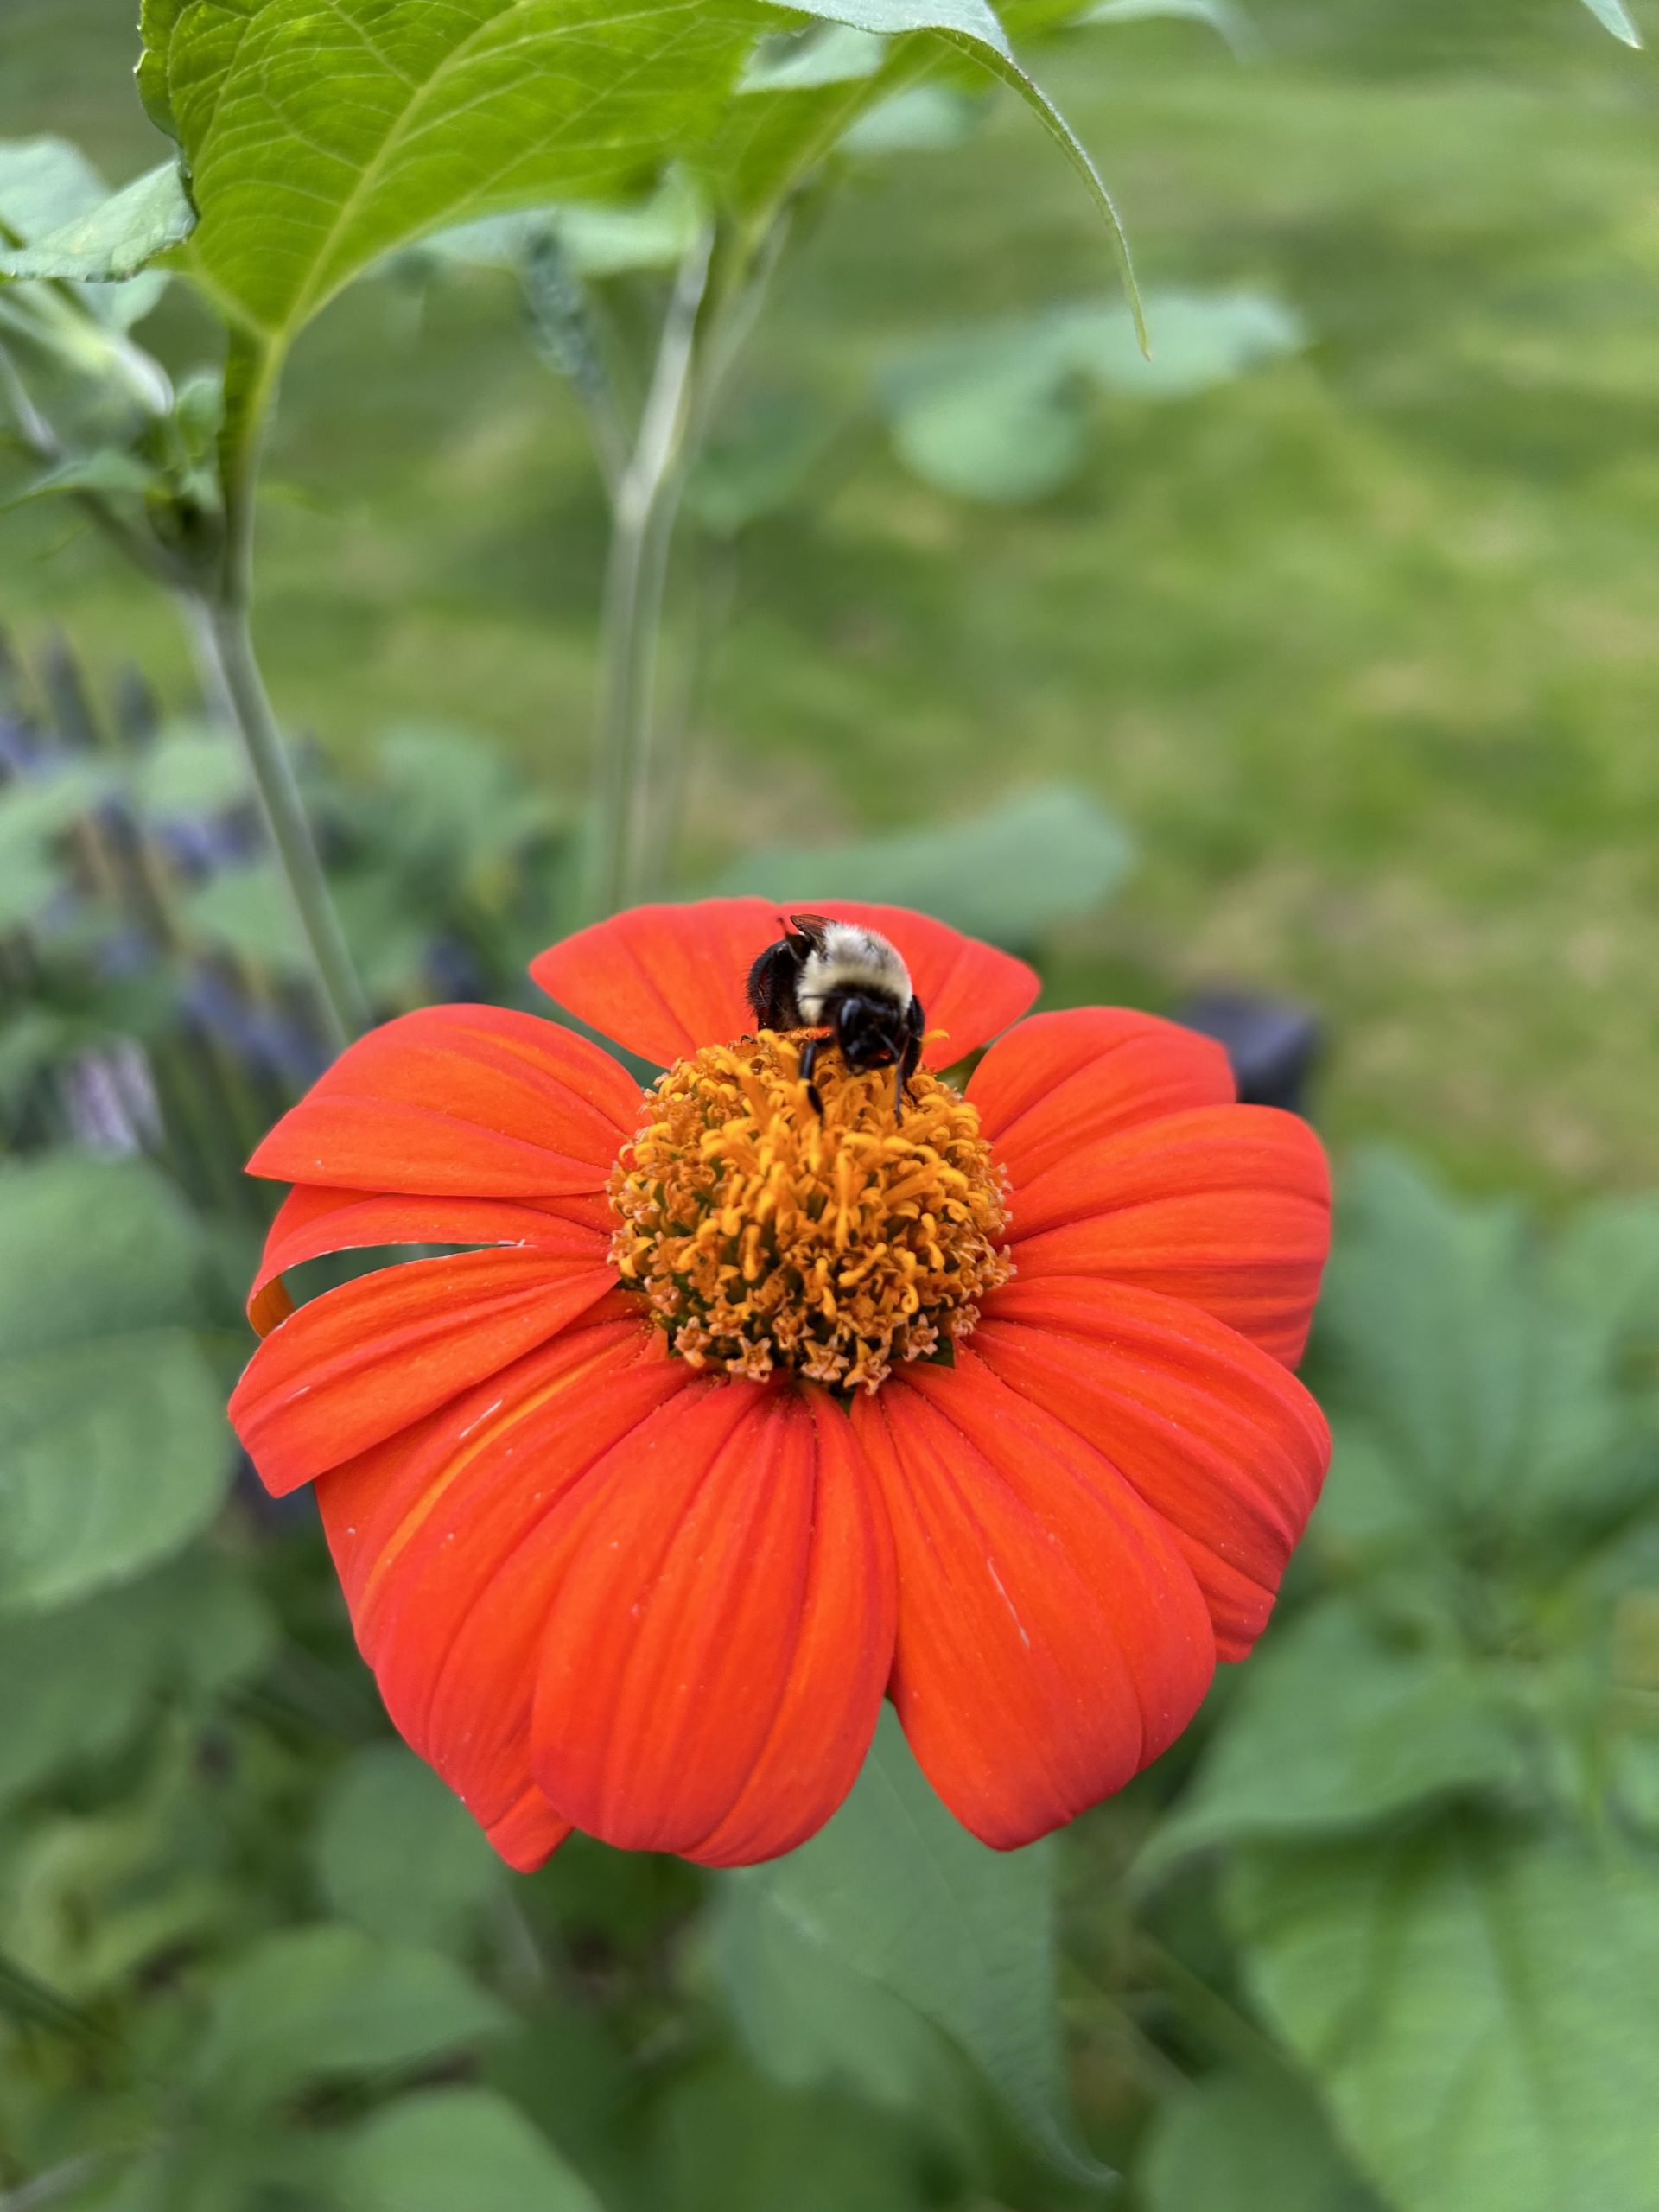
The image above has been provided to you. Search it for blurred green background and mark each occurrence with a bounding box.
[7,0,1659,1195]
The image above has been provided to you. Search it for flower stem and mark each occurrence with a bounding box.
[192,335,368,1053]
[184,592,367,1057]
[588,226,714,919]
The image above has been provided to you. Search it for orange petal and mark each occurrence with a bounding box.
[530,899,1037,1071]
[852,1353,1214,1850]
[529,1383,893,1861]
[674,1394,895,1868]
[969,1006,1236,1183]
[246,1183,611,1330]
[249,1004,639,1198]
[229,1244,620,1495]
[1005,1103,1332,1367]
[976,1278,1331,1659]
[317,1315,688,1859]
[486,1789,574,1874]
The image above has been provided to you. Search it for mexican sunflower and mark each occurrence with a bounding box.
[229,899,1332,1872]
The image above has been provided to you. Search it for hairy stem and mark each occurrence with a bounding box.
[588,227,714,919]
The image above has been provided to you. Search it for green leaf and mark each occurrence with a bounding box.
[1581,0,1643,45]
[554,175,707,276]
[138,0,762,342]
[1074,288,1302,396]
[4,448,168,508]
[1302,1421,1429,1565]
[883,291,1300,499]
[0,1158,230,1612]
[0,759,115,928]
[766,0,1143,340]
[891,340,1089,500]
[5,1776,233,2001]
[181,856,432,1005]
[315,1745,501,1948]
[130,721,253,819]
[1075,0,1258,58]
[687,391,836,533]
[717,782,1131,950]
[1140,2067,1381,2212]
[334,2088,601,2212]
[842,84,988,152]
[1137,1603,1529,1882]
[1231,1826,1659,2212]
[421,173,704,280]
[741,22,890,87]
[0,138,108,243]
[1318,1153,1634,1534]
[84,2130,335,2212]
[769,0,1009,49]
[0,1009,83,1110]
[1548,1194,1659,1344]
[365,724,560,893]
[0,138,173,336]
[195,1925,508,2107]
[0,163,194,286]
[659,2056,934,2212]
[697,54,909,223]
[0,1555,272,1808]
[728,1709,1107,2184]
[714,1875,980,2160]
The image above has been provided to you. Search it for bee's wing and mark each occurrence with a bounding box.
[786,912,833,952]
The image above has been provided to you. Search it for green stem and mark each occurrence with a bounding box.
[189,334,368,1052]
[184,590,366,1055]
[588,226,714,919]
[633,209,793,890]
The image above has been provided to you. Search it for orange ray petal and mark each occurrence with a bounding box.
[317,1315,688,1857]
[1003,1103,1332,1367]
[248,1004,640,1198]
[853,1354,1215,1851]
[669,1393,894,1868]
[486,1788,574,1873]
[247,1183,610,1331]
[969,1006,1236,1184]
[530,898,1037,1071]
[529,1383,893,1861]
[976,1277,1331,1659]
[230,1245,620,1495]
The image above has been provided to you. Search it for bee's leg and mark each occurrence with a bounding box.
[800,1035,825,1117]
[893,1059,906,1125]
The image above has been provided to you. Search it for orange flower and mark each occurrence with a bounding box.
[230,900,1331,1871]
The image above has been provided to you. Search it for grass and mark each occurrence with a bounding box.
[4,0,1659,1196]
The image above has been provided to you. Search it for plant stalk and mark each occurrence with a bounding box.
[588,226,714,918]
[183,591,365,1056]
[191,335,368,1052]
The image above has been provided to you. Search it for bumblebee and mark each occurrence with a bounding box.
[747,914,925,1117]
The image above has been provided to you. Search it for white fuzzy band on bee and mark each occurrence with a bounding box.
[793,924,913,1027]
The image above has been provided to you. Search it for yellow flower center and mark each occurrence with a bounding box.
[608,1031,1012,1393]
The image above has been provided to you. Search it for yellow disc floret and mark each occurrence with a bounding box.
[609,1032,1012,1393]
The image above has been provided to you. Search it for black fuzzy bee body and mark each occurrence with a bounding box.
[747,914,925,1118]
